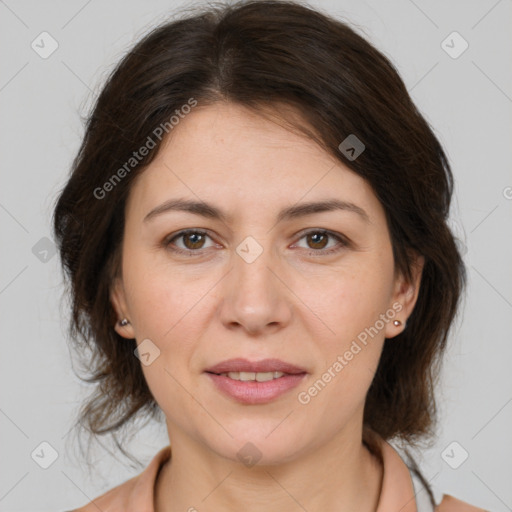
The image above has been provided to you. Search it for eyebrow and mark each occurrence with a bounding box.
[143,197,370,224]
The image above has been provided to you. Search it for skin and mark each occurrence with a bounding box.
[110,101,423,512]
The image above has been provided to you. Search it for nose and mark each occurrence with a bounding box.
[218,241,293,336]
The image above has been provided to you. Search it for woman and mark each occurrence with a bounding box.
[53,1,486,510]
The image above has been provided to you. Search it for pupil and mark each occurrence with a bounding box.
[310,233,326,248]
[187,233,203,248]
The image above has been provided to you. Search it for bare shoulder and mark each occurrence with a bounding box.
[436,494,490,512]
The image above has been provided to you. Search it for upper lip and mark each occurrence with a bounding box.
[205,358,307,375]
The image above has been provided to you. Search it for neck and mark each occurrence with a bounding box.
[155,425,383,512]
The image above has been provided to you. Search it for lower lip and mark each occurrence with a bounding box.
[205,372,307,404]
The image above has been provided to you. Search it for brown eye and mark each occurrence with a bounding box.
[164,229,214,255]
[164,228,348,257]
[294,229,349,256]
[305,232,329,250]
[181,232,207,250]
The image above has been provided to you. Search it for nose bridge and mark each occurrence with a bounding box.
[219,234,291,332]
[232,234,278,299]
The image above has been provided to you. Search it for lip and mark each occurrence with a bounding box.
[205,358,307,375]
[206,372,307,405]
[204,358,308,405]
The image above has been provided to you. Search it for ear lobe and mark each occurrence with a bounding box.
[385,253,425,339]
[110,277,135,339]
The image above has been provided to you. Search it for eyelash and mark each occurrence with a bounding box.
[163,229,349,257]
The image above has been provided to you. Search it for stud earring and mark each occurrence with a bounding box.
[393,320,402,327]
[119,318,130,326]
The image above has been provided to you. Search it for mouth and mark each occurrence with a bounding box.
[205,357,307,375]
[208,370,291,382]
[204,358,307,404]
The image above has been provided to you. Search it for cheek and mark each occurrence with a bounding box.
[123,262,205,416]
[121,246,196,337]
[318,258,395,344]
[302,255,393,407]
[299,284,388,425]
[122,254,212,388]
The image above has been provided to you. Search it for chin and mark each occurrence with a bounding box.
[205,421,307,467]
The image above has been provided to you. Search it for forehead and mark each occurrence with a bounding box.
[126,102,384,225]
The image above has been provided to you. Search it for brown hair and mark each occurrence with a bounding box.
[52,0,465,491]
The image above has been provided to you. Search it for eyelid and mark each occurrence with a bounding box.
[163,229,217,251]
[164,228,350,256]
[290,228,349,252]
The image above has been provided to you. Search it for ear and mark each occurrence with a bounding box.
[384,252,424,339]
[110,276,136,339]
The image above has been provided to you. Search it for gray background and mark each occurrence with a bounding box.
[1,0,511,510]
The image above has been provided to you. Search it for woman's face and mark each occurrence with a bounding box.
[111,101,421,464]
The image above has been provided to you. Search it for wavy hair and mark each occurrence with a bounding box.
[52,0,466,497]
